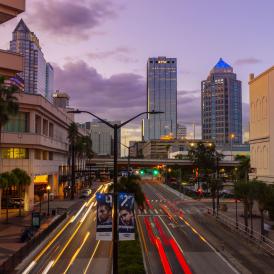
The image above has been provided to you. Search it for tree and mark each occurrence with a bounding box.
[235,180,250,232]
[109,175,145,207]
[0,172,18,223]
[11,168,31,216]
[0,76,19,146]
[67,122,79,199]
[252,180,269,239]
[235,155,250,181]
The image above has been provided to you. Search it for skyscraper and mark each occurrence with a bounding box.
[81,120,121,157]
[10,19,54,99]
[143,56,177,140]
[177,124,187,139]
[201,58,242,145]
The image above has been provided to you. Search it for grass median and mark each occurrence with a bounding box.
[118,233,146,274]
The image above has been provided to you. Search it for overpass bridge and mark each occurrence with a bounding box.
[86,158,239,169]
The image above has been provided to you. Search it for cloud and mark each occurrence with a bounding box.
[234,58,262,66]
[177,90,201,125]
[54,61,146,123]
[27,0,117,39]
[87,47,138,63]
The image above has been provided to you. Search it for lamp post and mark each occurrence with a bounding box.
[68,109,163,274]
[230,133,235,161]
[46,185,51,216]
[120,143,135,178]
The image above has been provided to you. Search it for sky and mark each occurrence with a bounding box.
[1,0,274,154]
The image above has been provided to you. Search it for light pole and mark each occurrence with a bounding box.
[230,133,235,161]
[46,185,51,216]
[120,143,134,178]
[68,109,163,274]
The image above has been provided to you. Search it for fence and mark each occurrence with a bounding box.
[215,211,274,257]
[0,212,67,274]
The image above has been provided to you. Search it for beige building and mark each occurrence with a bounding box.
[1,93,76,210]
[0,0,24,77]
[249,68,274,183]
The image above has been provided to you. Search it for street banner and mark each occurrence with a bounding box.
[96,193,113,241]
[118,193,135,241]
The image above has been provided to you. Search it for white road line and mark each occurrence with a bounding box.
[144,209,147,214]
[22,261,36,274]
[41,260,54,274]
[154,209,159,214]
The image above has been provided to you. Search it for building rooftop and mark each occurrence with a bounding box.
[214,58,232,69]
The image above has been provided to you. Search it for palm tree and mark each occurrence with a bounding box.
[67,122,79,199]
[235,155,250,182]
[11,168,31,216]
[0,172,18,223]
[0,174,8,220]
[235,180,250,232]
[253,180,270,239]
[0,76,19,148]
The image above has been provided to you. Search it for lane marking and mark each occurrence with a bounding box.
[178,216,239,274]
[63,232,90,274]
[154,209,159,214]
[83,241,101,274]
[136,216,148,255]
[22,261,36,274]
[41,260,54,274]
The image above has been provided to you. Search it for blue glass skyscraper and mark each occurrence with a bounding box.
[143,57,177,140]
[201,58,242,145]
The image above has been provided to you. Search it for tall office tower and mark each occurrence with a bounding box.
[82,120,121,157]
[10,19,54,99]
[177,124,187,139]
[46,63,54,99]
[142,56,177,141]
[52,90,70,108]
[201,58,242,145]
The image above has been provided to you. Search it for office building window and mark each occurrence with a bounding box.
[3,112,29,133]
[35,149,41,160]
[1,148,29,159]
[49,151,53,160]
[43,119,48,136]
[35,115,41,134]
[49,123,54,138]
[42,151,48,160]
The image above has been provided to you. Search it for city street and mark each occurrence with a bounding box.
[138,183,238,274]
[20,185,112,274]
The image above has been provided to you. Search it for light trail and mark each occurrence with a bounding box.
[63,232,90,274]
[83,241,101,274]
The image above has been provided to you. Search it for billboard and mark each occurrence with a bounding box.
[118,193,135,241]
[96,193,113,241]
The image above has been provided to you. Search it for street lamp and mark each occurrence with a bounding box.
[120,143,135,179]
[46,185,51,216]
[230,133,235,161]
[68,109,163,274]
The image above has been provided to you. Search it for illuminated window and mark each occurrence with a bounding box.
[1,148,29,159]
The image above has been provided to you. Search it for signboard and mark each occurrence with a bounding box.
[118,193,135,241]
[32,212,40,228]
[96,193,112,241]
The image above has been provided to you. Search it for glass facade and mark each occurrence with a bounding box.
[10,19,54,98]
[143,57,177,140]
[201,58,242,145]
[1,148,29,159]
[3,112,29,133]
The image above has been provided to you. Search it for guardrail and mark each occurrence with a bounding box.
[215,211,274,256]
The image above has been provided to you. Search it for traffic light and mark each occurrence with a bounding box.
[140,169,145,175]
[153,169,159,176]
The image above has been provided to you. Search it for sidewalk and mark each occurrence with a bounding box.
[218,199,274,242]
[0,197,83,266]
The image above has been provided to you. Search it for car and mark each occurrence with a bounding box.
[80,190,91,198]
[81,188,92,195]
[1,197,24,208]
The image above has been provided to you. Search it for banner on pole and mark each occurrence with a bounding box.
[96,193,113,241]
[118,193,135,241]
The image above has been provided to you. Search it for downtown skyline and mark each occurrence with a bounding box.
[1,0,274,144]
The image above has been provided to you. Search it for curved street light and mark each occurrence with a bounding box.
[67,109,163,274]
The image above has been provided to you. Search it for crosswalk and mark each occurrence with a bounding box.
[137,207,208,216]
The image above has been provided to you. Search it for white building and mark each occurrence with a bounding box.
[249,68,274,184]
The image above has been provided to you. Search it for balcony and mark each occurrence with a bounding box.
[0,0,25,23]
[0,49,23,77]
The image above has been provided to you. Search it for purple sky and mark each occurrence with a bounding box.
[1,0,273,152]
